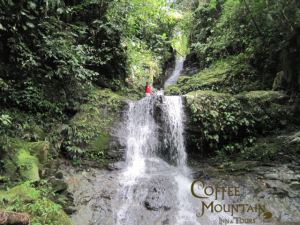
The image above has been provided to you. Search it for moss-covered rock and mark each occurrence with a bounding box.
[55,88,129,163]
[177,76,190,85]
[165,56,264,95]
[17,148,40,181]
[164,84,184,95]
[165,65,226,95]
[21,125,46,142]
[2,138,58,181]
[0,183,73,225]
[48,178,68,192]
[28,141,57,165]
[29,126,46,141]
[183,89,290,158]
[2,138,39,181]
[185,90,231,101]
[272,71,288,91]
[236,90,289,105]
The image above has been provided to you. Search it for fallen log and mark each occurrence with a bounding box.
[0,211,30,225]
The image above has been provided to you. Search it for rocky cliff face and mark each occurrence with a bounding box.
[154,52,176,89]
[182,52,200,77]
[50,88,129,166]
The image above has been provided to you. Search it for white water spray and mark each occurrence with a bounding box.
[164,56,185,89]
[115,56,234,225]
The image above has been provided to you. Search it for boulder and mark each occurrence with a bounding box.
[273,71,288,90]
[58,88,128,164]
[48,178,68,192]
[165,56,259,95]
[28,141,57,165]
[183,89,290,155]
[2,138,58,182]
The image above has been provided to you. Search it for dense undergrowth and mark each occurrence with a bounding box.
[0,0,177,159]
[162,0,300,167]
[0,0,179,222]
[184,90,290,158]
[0,181,73,225]
[1,0,299,168]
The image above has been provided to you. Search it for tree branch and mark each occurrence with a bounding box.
[0,211,30,225]
[242,0,263,36]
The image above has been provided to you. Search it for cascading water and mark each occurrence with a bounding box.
[164,55,185,89]
[115,57,234,225]
[115,95,200,225]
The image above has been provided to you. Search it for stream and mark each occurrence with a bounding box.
[59,57,300,225]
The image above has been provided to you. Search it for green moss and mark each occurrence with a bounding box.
[236,91,286,103]
[0,183,73,225]
[2,138,58,181]
[188,66,226,84]
[60,88,128,160]
[290,184,300,190]
[166,56,263,96]
[185,90,232,104]
[2,138,40,181]
[88,132,110,152]
[17,148,40,181]
[272,71,286,90]
[164,84,183,95]
[165,68,226,95]
[177,76,190,85]
[28,126,45,141]
[28,141,56,165]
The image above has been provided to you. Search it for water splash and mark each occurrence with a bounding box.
[115,56,235,224]
[115,94,202,225]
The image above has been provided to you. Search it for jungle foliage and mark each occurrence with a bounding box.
[176,0,300,72]
[185,90,289,158]
[169,0,300,161]
[0,0,177,119]
[0,0,179,163]
[2,0,300,167]
[0,0,127,119]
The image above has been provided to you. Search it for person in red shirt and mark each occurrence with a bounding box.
[145,82,151,97]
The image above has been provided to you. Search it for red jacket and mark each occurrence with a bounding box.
[145,85,151,93]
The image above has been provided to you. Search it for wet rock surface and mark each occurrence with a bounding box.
[58,163,120,225]
[192,162,300,224]
[106,161,126,171]
[59,161,300,224]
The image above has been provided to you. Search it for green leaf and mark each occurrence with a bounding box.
[26,22,35,28]
[57,8,64,14]
[0,23,6,30]
[28,1,36,9]
[210,110,218,118]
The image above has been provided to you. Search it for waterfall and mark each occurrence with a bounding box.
[114,57,232,225]
[164,56,185,89]
[115,95,200,225]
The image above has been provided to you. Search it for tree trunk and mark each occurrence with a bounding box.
[0,211,30,225]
